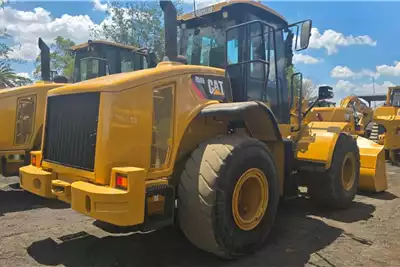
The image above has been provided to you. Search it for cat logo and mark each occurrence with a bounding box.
[207,79,224,96]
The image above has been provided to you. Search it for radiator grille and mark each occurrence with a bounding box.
[43,92,100,171]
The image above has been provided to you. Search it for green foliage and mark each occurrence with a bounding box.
[0,62,31,87]
[91,0,183,61]
[33,36,75,79]
[0,2,31,88]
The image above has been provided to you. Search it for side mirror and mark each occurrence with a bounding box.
[288,19,312,52]
[299,20,312,50]
[318,86,334,100]
[148,52,158,68]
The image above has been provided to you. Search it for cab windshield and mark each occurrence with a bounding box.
[391,89,400,107]
[79,57,109,81]
[179,19,236,69]
[73,48,148,82]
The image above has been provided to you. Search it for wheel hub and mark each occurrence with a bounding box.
[232,168,269,231]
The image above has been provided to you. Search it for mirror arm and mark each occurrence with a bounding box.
[302,96,321,119]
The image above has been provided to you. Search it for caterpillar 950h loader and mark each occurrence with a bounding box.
[0,38,154,176]
[20,0,387,259]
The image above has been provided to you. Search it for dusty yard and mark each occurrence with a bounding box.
[0,164,399,267]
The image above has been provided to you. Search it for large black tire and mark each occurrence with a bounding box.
[178,135,280,259]
[307,133,360,209]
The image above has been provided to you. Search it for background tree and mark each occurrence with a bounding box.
[0,3,32,88]
[92,1,183,61]
[0,62,31,87]
[33,36,75,80]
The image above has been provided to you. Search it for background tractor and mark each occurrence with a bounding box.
[19,0,387,259]
[0,39,155,176]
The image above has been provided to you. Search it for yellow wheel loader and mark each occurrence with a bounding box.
[19,0,387,259]
[366,87,400,165]
[0,38,67,176]
[0,39,155,177]
[305,93,387,193]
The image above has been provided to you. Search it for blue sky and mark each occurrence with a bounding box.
[2,0,400,102]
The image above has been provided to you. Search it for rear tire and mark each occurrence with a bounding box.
[178,135,279,259]
[308,133,360,209]
[389,149,400,166]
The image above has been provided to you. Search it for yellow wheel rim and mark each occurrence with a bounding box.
[232,168,269,231]
[341,152,356,191]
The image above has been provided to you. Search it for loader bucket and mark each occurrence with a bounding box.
[356,136,388,192]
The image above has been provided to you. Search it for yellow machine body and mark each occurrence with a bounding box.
[373,87,400,150]
[0,82,67,175]
[20,0,387,238]
[303,104,387,192]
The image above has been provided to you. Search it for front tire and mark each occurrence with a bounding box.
[308,133,360,209]
[178,135,279,259]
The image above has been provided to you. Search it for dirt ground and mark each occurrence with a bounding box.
[0,164,399,267]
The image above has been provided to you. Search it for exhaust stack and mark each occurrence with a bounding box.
[160,1,178,62]
[38,37,50,81]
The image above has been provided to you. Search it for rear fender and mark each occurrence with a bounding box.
[174,101,287,195]
[296,121,352,170]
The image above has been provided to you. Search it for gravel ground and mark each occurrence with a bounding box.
[0,164,399,267]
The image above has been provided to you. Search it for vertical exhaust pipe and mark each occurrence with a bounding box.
[38,37,50,81]
[160,0,177,62]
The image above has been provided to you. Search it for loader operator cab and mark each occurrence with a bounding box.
[177,1,311,123]
[70,40,157,83]
[389,87,400,107]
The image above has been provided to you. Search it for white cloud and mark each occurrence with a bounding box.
[376,61,400,77]
[330,66,379,79]
[92,0,107,12]
[309,28,377,55]
[1,6,98,61]
[16,72,30,79]
[333,79,395,95]
[293,53,323,64]
[335,80,355,92]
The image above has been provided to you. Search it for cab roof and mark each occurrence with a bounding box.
[178,0,287,24]
[70,40,144,52]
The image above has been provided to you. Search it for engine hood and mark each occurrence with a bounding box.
[48,62,225,97]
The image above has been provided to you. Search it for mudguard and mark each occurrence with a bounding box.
[296,121,350,170]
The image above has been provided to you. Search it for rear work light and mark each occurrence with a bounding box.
[31,155,37,166]
[116,174,128,189]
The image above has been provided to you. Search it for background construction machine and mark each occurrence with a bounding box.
[0,39,154,176]
[19,0,387,259]
[0,38,67,176]
[305,93,387,193]
[369,87,400,164]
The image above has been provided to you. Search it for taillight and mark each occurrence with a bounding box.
[116,174,128,189]
[316,113,323,121]
[31,155,37,166]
